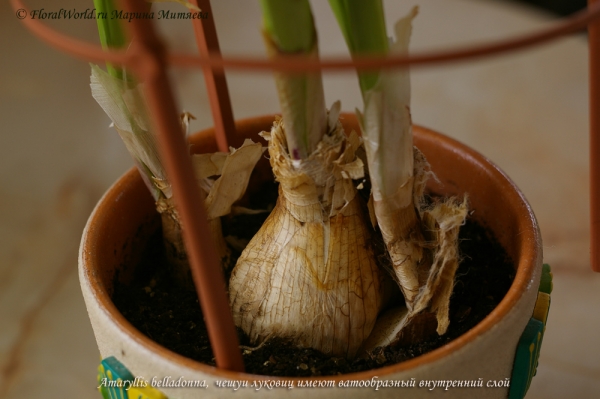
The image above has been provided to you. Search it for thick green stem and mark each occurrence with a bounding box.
[261,0,315,53]
[260,0,326,160]
[93,0,127,80]
[328,0,388,95]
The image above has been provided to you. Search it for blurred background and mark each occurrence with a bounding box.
[1,0,598,398]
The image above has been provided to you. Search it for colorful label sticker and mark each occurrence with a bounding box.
[97,356,167,399]
[509,263,552,399]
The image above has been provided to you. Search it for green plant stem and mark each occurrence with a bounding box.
[93,0,127,80]
[328,0,388,95]
[330,0,417,201]
[260,0,326,159]
[261,0,315,53]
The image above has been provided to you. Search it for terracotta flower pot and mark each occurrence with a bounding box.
[80,114,544,399]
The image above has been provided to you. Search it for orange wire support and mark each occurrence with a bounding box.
[13,0,246,371]
[116,0,243,372]
[189,0,236,152]
[12,0,600,71]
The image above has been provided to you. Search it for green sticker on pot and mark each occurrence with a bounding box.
[98,357,134,399]
[509,318,544,399]
[509,264,552,399]
[539,263,553,295]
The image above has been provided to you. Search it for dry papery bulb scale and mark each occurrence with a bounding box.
[229,7,467,359]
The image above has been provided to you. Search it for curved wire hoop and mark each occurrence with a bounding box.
[11,0,600,71]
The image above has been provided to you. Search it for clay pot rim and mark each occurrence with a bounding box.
[81,114,541,381]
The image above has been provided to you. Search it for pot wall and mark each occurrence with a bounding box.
[79,115,543,398]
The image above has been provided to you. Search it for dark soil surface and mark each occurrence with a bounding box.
[113,186,515,377]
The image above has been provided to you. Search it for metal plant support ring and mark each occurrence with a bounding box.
[10,0,600,70]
